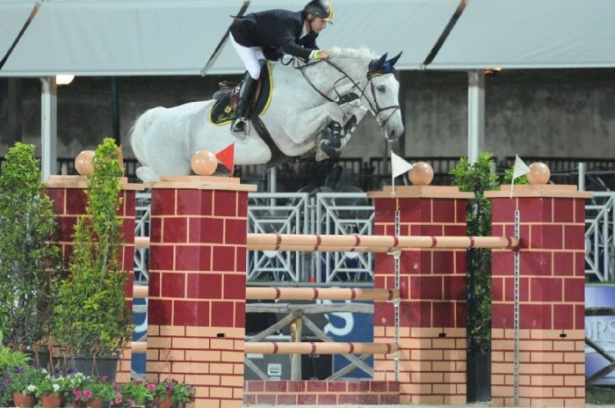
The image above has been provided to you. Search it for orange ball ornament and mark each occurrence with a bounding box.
[409,161,434,186]
[527,162,550,185]
[191,150,218,176]
[75,150,95,175]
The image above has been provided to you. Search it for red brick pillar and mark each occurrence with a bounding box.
[368,185,472,405]
[146,177,256,408]
[487,176,591,407]
[46,175,140,383]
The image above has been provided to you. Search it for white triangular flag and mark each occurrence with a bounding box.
[512,154,530,180]
[391,151,413,178]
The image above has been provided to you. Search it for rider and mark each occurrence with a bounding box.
[228,0,333,138]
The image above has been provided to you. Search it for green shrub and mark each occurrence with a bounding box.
[0,142,60,349]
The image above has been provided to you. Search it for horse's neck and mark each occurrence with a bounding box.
[280,58,367,100]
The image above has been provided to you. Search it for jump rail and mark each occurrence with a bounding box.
[246,287,399,301]
[247,233,519,252]
[245,342,398,355]
[134,234,519,253]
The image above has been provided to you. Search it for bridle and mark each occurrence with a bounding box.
[292,57,400,128]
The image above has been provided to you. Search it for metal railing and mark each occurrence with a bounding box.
[133,190,615,283]
[586,192,615,282]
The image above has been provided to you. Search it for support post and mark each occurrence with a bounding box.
[487,174,592,407]
[368,184,473,405]
[146,176,256,408]
[40,77,57,181]
[468,70,485,164]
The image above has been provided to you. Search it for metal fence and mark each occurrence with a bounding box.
[133,190,615,284]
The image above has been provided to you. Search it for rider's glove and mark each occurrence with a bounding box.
[310,49,329,61]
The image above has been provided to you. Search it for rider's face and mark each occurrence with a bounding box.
[308,16,327,33]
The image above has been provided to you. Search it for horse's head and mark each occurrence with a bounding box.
[364,52,404,141]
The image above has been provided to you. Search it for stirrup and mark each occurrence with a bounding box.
[231,117,248,139]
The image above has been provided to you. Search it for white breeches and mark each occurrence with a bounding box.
[230,33,265,80]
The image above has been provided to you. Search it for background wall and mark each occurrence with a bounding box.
[1,68,614,162]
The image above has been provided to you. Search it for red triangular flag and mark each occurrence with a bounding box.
[216,143,235,176]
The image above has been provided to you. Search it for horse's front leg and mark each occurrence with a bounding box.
[315,104,369,161]
[338,104,369,150]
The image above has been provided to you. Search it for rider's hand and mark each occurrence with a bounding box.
[310,49,329,61]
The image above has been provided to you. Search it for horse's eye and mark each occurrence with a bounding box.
[377,85,386,93]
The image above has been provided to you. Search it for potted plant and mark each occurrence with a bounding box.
[0,143,61,360]
[119,381,154,407]
[59,371,89,407]
[5,365,48,407]
[35,371,63,408]
[0,347,32,406]
[72,375,118,407]
[450,152,499,402]
[151,379,196,408]
[450,153,530,402]
[51,138,133,380]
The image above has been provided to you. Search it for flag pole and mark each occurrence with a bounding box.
[390,148,395,196]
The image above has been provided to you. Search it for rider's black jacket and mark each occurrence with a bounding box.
[229,9,320,62]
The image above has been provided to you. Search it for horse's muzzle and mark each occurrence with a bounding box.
[384,123,404,141]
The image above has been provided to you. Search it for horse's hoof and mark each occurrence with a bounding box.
[317,140,341,160]
[344,115,357,133]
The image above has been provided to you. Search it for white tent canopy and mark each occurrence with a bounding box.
[207,0,461,75]
[429,0,615,70]
[0,0,461,77]
[0,0,37,64]
[1,0,237,76]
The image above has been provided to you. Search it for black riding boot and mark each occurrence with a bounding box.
[231,73,257,138]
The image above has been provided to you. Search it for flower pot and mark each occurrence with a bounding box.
[467,350,492,402]
[40,393,62,408]
[66,355,119,381]
[153,394,173,408]
[86,396,105,408]
[12,393,35,408]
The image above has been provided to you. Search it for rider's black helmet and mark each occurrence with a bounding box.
[303,0,334,23]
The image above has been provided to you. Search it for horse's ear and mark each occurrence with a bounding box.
[388,52,402,67]
[369,53,388,72]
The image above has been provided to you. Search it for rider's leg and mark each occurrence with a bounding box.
[231,72,257,137]
[229,34,262,138]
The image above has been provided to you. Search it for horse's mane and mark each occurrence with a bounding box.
[328,47,378,61]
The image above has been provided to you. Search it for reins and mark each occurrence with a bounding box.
[287,55,400,128]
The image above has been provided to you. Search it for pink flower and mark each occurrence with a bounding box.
[83,390,93,399]
[147,383,155,391]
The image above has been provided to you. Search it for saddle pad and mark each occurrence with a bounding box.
[209,63,273,125]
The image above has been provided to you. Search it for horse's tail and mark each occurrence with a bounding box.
[129,107,166,167]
